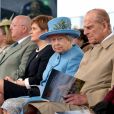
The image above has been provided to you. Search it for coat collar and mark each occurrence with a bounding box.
[101,34,114,49]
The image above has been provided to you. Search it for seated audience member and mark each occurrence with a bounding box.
[72,28,92,52]
[14,8,114,114]
[0,19,14,56]
[56,8,114,109]
[93,86,114,114]
[0,15,54,105]
[0,15,37,80]
[1,17,84,114]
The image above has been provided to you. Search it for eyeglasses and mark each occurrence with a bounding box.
[10,24,25,28]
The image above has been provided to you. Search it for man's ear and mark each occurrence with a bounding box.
[22,26,28,33]
[102,21,109,32]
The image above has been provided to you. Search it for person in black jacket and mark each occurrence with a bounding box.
[0,15,54,104]
[93,86,114,114]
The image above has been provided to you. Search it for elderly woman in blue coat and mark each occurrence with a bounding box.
[1,17,84,114]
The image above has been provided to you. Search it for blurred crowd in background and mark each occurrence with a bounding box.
[0,0,57,19]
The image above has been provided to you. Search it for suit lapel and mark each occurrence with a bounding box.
[0,45,21,64]
[25,46,47,69]
[0,37,31,64]
[25,50,38,68]
[0,53,6,63]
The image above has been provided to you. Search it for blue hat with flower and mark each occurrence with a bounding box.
[39,17,80,40]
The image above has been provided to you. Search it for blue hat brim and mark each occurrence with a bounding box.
[39,29,80,40]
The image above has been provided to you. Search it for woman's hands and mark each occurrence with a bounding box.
[4,76,25,86]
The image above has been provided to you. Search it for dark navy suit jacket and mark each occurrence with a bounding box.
[22,45,54,85]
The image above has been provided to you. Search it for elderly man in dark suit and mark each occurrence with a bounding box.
[0,15,37,80]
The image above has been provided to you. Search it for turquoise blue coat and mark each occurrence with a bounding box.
[39,44,84,95]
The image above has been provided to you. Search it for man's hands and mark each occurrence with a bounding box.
[64,93,88,106]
